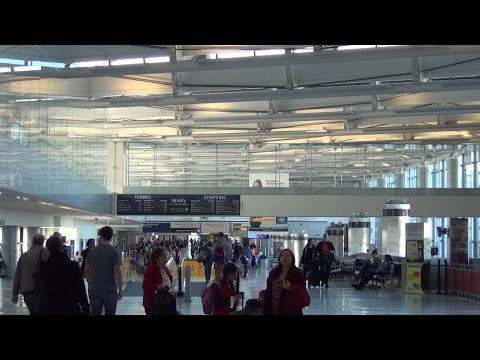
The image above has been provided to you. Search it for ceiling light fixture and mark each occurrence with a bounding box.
[67,134,86,138]
[306,129,328,133]
[13,65,41,72]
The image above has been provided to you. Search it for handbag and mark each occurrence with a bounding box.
[240,254,248,265]
[196,250,207,262]
[152,288,177,315]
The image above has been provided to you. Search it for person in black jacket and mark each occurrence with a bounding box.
[35,236,90,315]
[314,234,336,288]
[81,238,95,278]
[301,238,316,279]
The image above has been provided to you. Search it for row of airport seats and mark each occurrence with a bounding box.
[372,263,396,289]
[331,257,397,284]
[330,258,366,281]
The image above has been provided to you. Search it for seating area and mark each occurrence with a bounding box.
[331,258,366,281]
[373,263,397,289]
[332,258,399,290]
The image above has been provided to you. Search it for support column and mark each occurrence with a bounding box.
[418,166,426,188]
[395,172,405,188]
[446,157,457,188]
[106,141,124,194]
[285,49,297,90]
[449,218,468,264]
[2,226,19,273]
[379,176,387,188]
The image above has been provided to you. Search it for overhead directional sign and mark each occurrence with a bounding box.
[117,194,240,216]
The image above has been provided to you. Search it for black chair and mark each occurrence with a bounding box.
[373,263,396,289]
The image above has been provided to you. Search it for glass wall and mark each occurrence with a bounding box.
[125,143,457,189]
[0,133,112,213]
[405,167,417,188]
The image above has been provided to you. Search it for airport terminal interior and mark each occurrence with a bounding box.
[1,45,480,315]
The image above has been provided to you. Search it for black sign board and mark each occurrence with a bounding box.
[142,222,171,233]
[117,194,240,216]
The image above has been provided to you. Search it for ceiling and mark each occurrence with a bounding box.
[1,45,480,187]
[0,186,140,229]
[0,187,100,216]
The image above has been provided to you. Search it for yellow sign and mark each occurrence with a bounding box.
[250,217,276,223]
[232,223,248,238]
[182,259,207,277]
[405,263,423,294]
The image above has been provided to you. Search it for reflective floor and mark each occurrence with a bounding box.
[2,259,480,315]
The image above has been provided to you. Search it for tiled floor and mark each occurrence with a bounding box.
[2,259,480,315]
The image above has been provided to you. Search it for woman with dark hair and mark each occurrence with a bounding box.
[241,238,252,278]
[263,248,310,315]
[210,262,241,315]
[81,238,95,277]
[142,246,173,315]
[35,236,90,315]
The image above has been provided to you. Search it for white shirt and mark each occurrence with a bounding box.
[161,268,172,289]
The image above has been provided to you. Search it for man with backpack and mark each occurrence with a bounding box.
[211,232,231,281]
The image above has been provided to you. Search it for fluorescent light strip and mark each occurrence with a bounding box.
[70,60,109,68]
[306,129,328,133]
[255,49,285,56]
[376,45,406,48]
[111,58,144,66]
[145,56,170,64]
[67,134,86,138]
[13,65,41,72]
[294,47,314,54]
[15,98,40,102]
[337,45,377,51]
[31,61,65,68]
[216,51,255,59]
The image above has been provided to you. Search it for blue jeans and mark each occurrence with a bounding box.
[89,290,117,315]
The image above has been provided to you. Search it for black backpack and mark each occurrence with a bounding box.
[152,288,177,315]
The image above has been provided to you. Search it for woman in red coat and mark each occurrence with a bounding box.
[142,247,173,315]
[263,248,310,315]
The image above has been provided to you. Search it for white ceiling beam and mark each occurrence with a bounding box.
[14,78,480,109]
[184,123,480,141]
[6,46,480,80]
[39,105,480,131]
